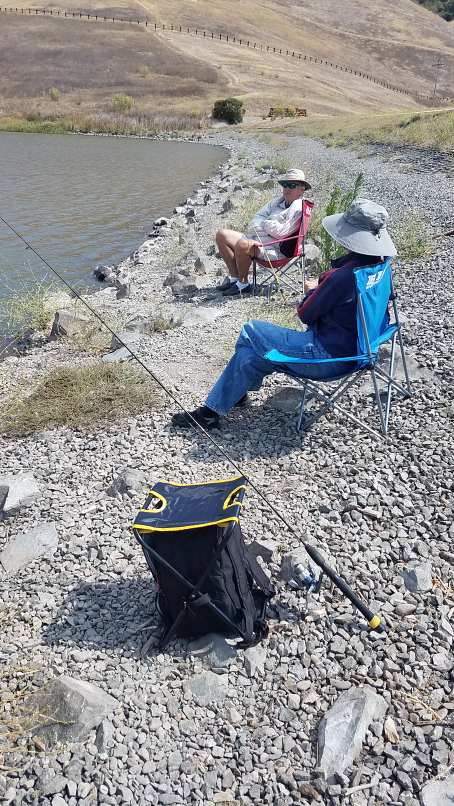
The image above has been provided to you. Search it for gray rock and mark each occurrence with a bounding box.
[22,675,118,749]
[110,330,142,351]
[37,772,68,796]
[115,272,131,300]
[101,347,132,363]
[0,472,40,516]
[124,316,151,334]
[267,387,305,414]
[96,719,114,753]
[154,217,169,227]
[50,308,91,338]
[171,277,198,297]
[318,686,387,782]
[194,256,207,275]
[163,270,185,288]
[244,646,267,677]
[171,305,227,328]
[421,773,454,806]
[304,242,322,265]
[106,468,146,497]
[221,198,235,214]
[248,537,278,564]
[402,561,432,592]
[184,671,229,706]
[432,652,454,672]
[188,633,236,671]
[0,522,58,576]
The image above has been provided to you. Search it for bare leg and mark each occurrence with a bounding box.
[234,238,257,283]
[215,229,244,278]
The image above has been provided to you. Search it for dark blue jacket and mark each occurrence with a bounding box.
[297,253,385,357]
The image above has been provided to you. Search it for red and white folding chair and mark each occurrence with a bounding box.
[252,199,314,299]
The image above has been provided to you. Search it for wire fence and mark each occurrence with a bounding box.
[0,5,452,105]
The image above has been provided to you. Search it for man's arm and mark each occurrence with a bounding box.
[261,199,302,239]
[249,200,275,230]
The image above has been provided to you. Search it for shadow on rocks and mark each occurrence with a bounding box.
[180,400,313,462]
[41,576,185,658]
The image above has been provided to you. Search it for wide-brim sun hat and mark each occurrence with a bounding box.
[322,197,397,257]
[277,168,311,191]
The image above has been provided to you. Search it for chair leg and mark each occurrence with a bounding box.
[384,333,397,433]
[370,367,387,435]
[396,327,412,397]
[297,381,309,432]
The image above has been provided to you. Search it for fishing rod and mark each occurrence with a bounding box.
[434,228,454,239]
[0,215,384,633]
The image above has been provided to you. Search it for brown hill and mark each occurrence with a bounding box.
[0,0,453,125]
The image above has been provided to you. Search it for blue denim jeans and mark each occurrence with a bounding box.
[206,320,340,416]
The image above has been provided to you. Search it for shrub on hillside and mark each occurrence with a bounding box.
[212,98,244,125]
[48,87,60,102]
[111,93,134,113]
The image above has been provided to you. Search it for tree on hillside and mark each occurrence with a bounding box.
[413,0,454,20]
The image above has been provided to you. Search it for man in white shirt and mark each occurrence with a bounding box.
[215,168,312,297]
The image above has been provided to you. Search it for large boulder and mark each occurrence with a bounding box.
[421,773,454,806]
[0,472,40,517]
[318,686,387,782]
[22,676,118,749]
[171,277,198,298]
[106,467,146,498]
[183,671,230,706]
[110,330,142,351]
[50,309,91,338]
[0,522,58,576]
[402,560,432,592]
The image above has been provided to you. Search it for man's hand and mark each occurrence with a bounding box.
[304,278,318,294]
[247,241,261,258]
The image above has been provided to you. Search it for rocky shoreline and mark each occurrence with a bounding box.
[0,131,453,806]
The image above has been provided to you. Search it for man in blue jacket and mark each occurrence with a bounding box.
[172,198,397,430]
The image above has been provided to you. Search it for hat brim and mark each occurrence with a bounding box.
[277,176,312,191]
[322,212,397,257]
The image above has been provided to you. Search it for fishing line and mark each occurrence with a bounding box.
[0,215,298,536]
[0,215,385,631]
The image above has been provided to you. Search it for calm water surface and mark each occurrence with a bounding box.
[0,132,226,334]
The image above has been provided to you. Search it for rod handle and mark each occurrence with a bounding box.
[304,544,385,633]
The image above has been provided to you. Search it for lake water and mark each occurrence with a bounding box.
[0,132,226,338]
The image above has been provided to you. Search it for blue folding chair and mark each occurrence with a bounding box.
[265,258,412,438]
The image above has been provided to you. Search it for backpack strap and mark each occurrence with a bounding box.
[244,547,275,599]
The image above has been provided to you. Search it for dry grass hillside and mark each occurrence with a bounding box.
[0,0,453,128]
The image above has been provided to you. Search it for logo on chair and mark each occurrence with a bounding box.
[366,268,386,290]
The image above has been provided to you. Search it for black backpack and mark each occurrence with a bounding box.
[132,478,274,646]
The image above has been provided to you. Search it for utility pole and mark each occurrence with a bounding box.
[432,58,445,101]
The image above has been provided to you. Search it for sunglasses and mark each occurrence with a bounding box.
[280,181,302,189]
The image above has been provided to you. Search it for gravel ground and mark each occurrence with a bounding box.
[0,132,453,806]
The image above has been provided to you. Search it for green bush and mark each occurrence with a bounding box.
[212,97,244,125]
[48,87,60,102]
[310,173,364,272]
[111,93,135,113]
